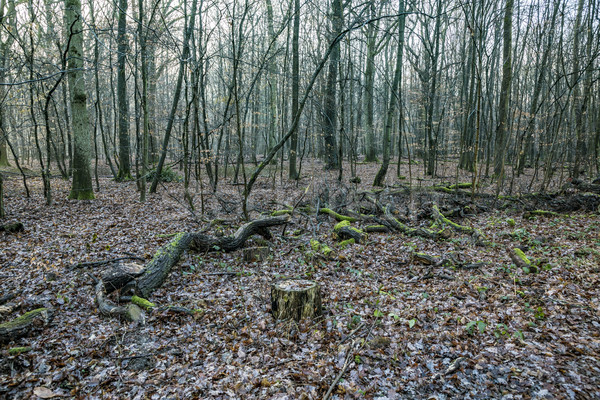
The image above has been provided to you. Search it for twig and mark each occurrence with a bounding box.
[340,322,365,344]
[323,346,354,400]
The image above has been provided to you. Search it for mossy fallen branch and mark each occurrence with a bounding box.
[333,220,364,244]
[431,204,487,245]
[8,346,32,355]
[365,225,390,233]
[319,208,358,222]
[523,210,563,218]
[271,209,293,216]
[0,308,53,343]
[131,296,155,310]
[339,238,355,248]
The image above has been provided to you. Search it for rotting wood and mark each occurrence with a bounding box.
[431,204,487,245]
[95,280,143,322]
[102,262,145,294]
[0,308,53,343]
[243,246,270,262]
[333,220,364,243]
[271,279,322,321]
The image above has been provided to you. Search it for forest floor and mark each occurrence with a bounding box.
[1,161,599,399]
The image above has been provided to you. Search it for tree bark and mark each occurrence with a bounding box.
[65,0,94,200]
[124,216,288,299]
[322,0,342,170]
[493,0,514,180]
[0,308,53,343]
[271,279,322,321]
[374,0,405,186]
[116,0,131,180]
[288,0,300,179]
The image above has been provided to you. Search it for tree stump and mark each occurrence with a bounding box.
[243,246,269,262]
[271,279,322,321]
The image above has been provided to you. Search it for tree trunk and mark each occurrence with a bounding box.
[116,0,131,180]
[130,216,288,298]
[493,0,514,181]
[271,279,322,321]
[288,0,300,180]
[363,2,378,163]
[65,0,94,200]
[374,0,405,187]
[322,0,342,170]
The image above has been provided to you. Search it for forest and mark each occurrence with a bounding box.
[1,0,599,398]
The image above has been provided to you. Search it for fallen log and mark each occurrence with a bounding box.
[0,308,53,343]
[102,262,145,294]
[188,216,288,252]
[333,220,364,243]
[94,280,143,322]
[431,204,486,245]
[93,216,289,318]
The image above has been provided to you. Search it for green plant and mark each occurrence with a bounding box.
[494,323,508,338]
[465,320,486,335]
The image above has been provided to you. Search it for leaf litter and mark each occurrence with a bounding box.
[0,164,599,399]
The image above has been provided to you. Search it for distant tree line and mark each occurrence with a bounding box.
[0,0,598,215]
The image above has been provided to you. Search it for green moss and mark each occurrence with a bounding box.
[8,346,31,355]
[271,209,292,216]
[310,239,321,252]
[0,308,48,330]
[321,245,332,256]
[68,190,95,200]
[339,238,355,248]
[349,227,363,235]
[319,208,357,222]
[131,296,155,310]
[366,225,386,231]
[334,220,351,231]
[513,248,531,265]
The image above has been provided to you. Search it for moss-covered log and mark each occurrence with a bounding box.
[0,222,24,233]
[135,232,193,298]
[333,220,364,243]
[92,216,289,318]
[431,204,486,245]
[523,209,563,218]
[383,205,439,240]
[318,208,358,222]
[509,248,538,273]
[0,308,53,343]
[365,225,390,233]
[271,279,322,321]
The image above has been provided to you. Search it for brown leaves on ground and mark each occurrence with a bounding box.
[0,163,599,399]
